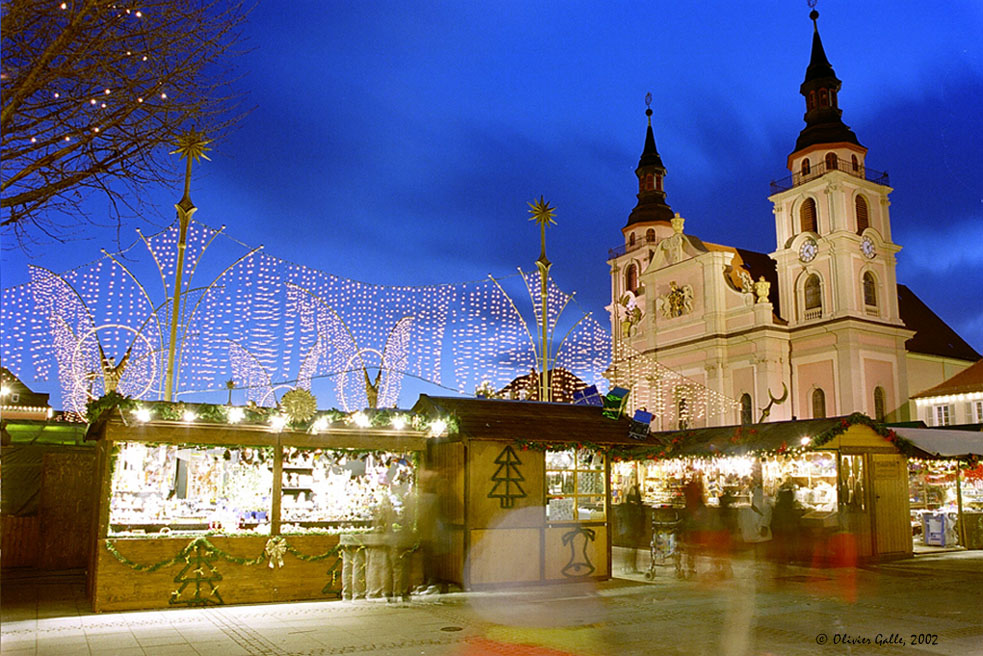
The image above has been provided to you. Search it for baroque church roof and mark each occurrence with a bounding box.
[793,10,862,152]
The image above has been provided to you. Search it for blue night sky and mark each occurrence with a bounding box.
[3,1,982,385]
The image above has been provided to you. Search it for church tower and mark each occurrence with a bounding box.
[609,101,679,355]
[768,9,912,420]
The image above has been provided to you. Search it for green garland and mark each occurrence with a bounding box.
[86,391,137,424]
[105,535,342,572]
[86,393,457,436]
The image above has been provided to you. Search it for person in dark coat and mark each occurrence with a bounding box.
[623,482,644,572]
[770,484,801,575]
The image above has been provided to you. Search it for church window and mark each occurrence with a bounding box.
[807,90,816,110]
[655,175,663,192]
[677,397,689,430]
[804,274,822,319]
[863,272,877,308]
[819,89,828,107]
[874,386,886,422]
[851,154,859,172]
[812,388,826,419]
[934,405,951,426]
[855,195,869,233]
[645,173,654,191]
[625,263,638,293]
[740,393,753,425]
[801,158,811,177]
[825,152,838,171]
[629,232,636,247]
[800,198,817,233]
[645,228,655,243]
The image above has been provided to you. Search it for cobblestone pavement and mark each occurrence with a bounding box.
[2,552,982,656]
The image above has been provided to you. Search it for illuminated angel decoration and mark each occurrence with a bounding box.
[618,292,643,337]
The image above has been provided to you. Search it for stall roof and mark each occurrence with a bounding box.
[648,417,851,457]
[892,427,983,459]
[413,395,637,445]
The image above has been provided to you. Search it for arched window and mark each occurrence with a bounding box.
[863,271,877,308]
[740,393,753,425]
[807,90,816,110]
[655,175,663,192]
[855,195,869,233]
[625,263,638,293]
[801,158,811,176]
[812,388,826,419]
[819,89,828,107]
[645,228,655,243]
[825,152,838,170]
[851,154,859,172]
[804,274,822,318]
[645,173,654,191]
[677,397,689,430]
[800,198,817,233]
[874,386,886,422]
[629,232,636,247]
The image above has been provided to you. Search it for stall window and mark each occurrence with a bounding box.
[109,443,274,535]
[934,405,951,426]
[280,447,414,526]
[975,400,983,423]
[812,388,827,419]
[546,448,606,522]
[838,454,866,511]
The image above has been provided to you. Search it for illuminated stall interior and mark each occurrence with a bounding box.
[609,416,915,562]
[87,402,442,611]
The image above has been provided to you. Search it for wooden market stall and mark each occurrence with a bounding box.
[412,395,636,589]
[894,426,983,550]
[608,415,915,563]
[86,403,432,611]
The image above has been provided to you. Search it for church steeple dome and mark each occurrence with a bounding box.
[626,101,674,227]
[793,9,862,153]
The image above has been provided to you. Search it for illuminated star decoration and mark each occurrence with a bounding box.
[527,196,557,229]
[170,129,213,164]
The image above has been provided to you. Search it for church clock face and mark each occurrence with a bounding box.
[799,238,818,263]
[861,236,876,259]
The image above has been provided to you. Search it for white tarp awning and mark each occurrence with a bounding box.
[894,427,983,458]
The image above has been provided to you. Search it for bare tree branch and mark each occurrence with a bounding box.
[1,0,251,250]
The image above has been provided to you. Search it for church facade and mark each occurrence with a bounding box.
[608,10,979,429]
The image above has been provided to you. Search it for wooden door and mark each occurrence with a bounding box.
[870,454,911,557]
[38,450,96,569]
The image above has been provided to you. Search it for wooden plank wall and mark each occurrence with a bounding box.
[39,450,97,569]
[93,534,346,612]
[1,515,39,568]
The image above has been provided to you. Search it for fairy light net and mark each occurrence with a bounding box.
[1,216,733,422]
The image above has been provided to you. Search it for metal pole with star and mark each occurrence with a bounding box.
[528,196,556,403]
[164,130,212,402]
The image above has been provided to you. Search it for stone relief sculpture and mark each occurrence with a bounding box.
[656,281,694,319]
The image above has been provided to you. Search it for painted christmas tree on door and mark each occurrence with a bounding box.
[488,445,526,508]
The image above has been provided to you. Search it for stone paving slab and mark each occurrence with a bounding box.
[3,552,982,655]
